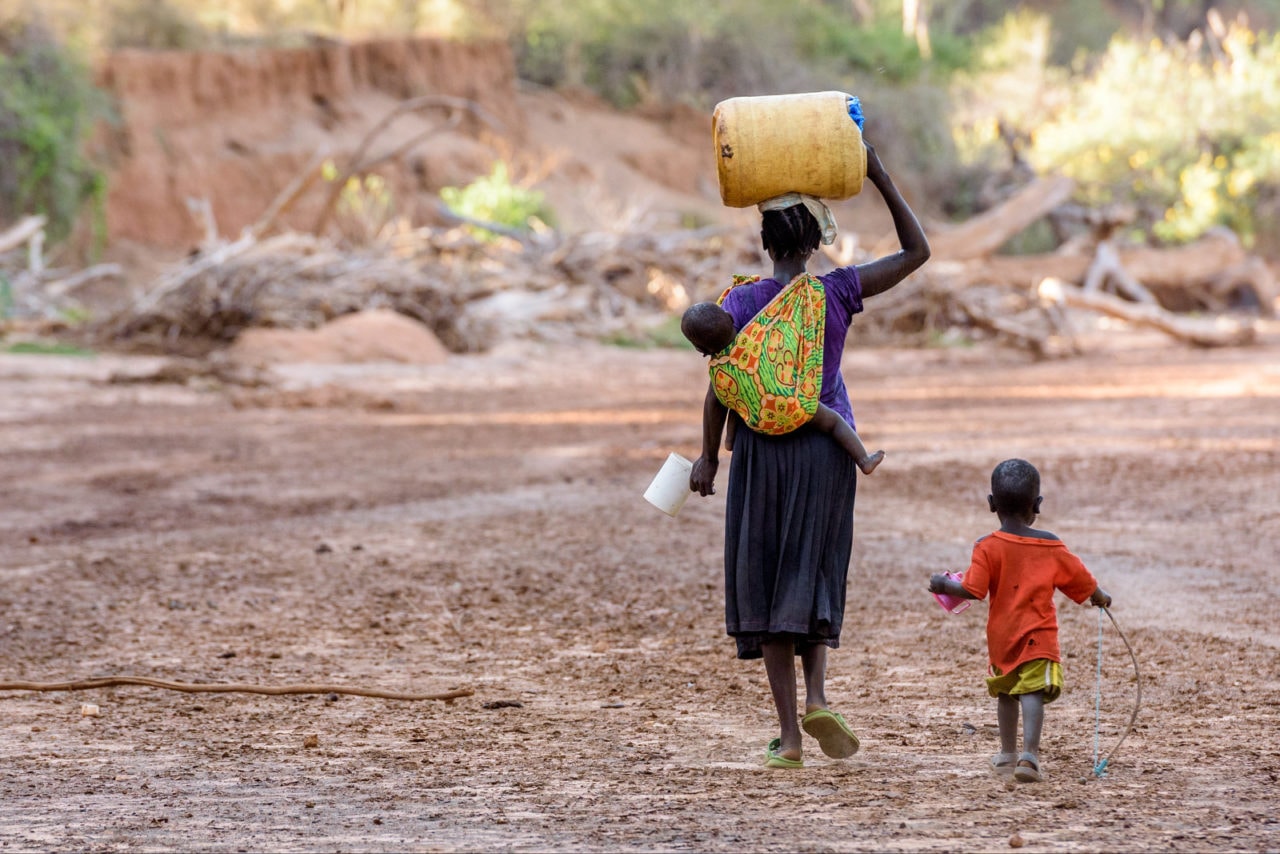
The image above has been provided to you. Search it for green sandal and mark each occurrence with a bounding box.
[764,737,804,769]
[801,708,860,759]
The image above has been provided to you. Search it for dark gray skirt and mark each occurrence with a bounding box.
[724,424,858,660]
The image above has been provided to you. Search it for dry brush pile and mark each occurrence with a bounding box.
[3,174,1275,362]
[85,223,763,356]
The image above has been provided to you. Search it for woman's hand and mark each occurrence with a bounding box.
[864,140,887,184]
[693,382,728,495]
[690,455,719,496]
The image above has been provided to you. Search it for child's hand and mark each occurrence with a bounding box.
[928,573,950,594]
[1089,587,1113,608]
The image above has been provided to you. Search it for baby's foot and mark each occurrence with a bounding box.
[857,450,885,475]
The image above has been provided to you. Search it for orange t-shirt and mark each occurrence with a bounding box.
[961,531,1097,674]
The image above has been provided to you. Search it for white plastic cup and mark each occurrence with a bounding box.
[643,452,694,516]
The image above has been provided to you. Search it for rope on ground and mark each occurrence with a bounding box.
[1094,606,1104,772]
[1093,605,1142,777]
[0,676,473,703]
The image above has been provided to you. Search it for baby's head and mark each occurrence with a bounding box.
[988,458,1042,519]
[681,302,736,356]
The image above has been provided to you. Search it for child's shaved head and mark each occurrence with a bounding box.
[681,302,736,356]
[990,458,1040,516]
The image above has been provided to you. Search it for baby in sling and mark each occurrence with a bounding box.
[681,271,884,475]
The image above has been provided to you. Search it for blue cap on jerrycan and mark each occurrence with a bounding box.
[846,95,864,131]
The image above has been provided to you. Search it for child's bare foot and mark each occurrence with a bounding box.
[857,450,885,475]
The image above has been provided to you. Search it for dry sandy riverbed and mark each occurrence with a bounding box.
[0,331,1277,852]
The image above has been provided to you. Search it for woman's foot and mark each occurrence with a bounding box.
[764,737,803,768]
[857,450,885,475]
[801,708,860,758]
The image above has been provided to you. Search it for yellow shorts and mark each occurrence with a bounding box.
[986,659,1063,703]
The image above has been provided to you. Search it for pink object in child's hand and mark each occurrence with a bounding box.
[932,571,972,615]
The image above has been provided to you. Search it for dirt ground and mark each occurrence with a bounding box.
[1,324,1279,853]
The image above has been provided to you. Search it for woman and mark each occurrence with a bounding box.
[689,141,930,768]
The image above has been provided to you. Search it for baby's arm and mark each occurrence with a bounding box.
[929,573,979,600]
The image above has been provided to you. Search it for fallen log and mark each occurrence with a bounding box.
[42,263,125,299]
[954,296,1055,357]
[926,176,1076,261]
[1038,277,1256,347]
[1083,240,1158,305]
[115,232,259,325]
[952,231,1278,321]
[1207,256,1278,317]
[0,215,46,255]
[1113,229,1249,288]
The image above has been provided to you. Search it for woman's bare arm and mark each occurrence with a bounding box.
[690,381,728,496]
[856,142,931,300]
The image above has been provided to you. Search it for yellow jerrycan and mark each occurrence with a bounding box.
[713,91,866,208]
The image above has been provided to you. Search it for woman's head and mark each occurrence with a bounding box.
[761,204,822,261]
[681,302,736,356]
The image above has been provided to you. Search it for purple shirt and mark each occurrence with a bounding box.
[721,266,865,428]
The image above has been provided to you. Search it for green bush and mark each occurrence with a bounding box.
[946,10,1280,247]
[440,161,556,238]
[493,0,968,108]
[0,18,107,244]
[1030,22,1280,245]
[798,7,974,83]
[105,0,207,50]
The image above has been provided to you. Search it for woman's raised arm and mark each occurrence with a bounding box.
[855,142,931,299]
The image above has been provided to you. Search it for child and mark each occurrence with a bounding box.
[928,458,1111,783]
[681,300,885,475]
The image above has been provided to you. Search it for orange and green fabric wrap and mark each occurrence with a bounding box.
[709,273,826,436]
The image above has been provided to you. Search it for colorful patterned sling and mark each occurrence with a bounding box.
[709,273,826,436]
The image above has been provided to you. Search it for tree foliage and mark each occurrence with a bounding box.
[0,16,106,243]
[480,0,978,107]
[954,9,1280,247]
[440,161,556,238]
[4,0,1280,252]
